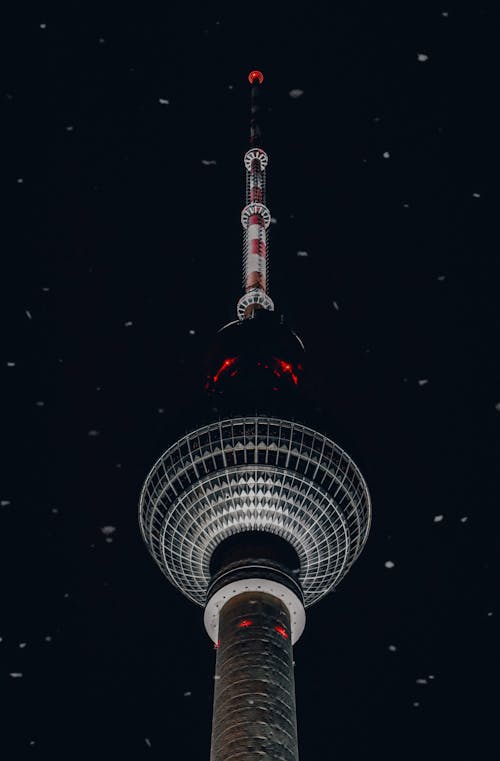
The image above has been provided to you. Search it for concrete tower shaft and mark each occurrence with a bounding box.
[211,592,299,761]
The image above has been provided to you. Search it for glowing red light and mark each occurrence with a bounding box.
[214,639,220,650]
[238,619,253,628]
[248,70,264,85]
[213,356,238,383]
[275,625,289,639]
[277,359,299,385]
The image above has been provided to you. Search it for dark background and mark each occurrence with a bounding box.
[2,2,498,759]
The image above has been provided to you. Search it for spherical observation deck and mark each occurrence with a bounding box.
[139,416,371,608]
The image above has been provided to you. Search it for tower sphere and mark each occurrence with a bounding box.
[248,69,264,84]
[139,416,371,608]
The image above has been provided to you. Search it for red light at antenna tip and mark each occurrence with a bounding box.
[248,70,264,85]
[275,625,289,639]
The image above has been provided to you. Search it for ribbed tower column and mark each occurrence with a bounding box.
[211,591,299,761]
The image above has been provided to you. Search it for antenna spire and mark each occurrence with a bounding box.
[236,71,275,320]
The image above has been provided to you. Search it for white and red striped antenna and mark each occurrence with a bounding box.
[236,70,275,320]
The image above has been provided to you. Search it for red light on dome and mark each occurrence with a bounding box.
[238,619,253,628]
[275,625,289,639]
[248,70,264,85]
[214,639,220,650]
[213,356,238,383]
[277,359,299,386]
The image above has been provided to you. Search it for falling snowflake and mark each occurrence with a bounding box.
[100,526,116,536]
[6,361,16,367]
[460,516,468,523]
[44,636,52,642]
[433,514,444,523]
[384,560,395,569]
[413,701,420,707]
[333,301,340,311]
[158,98,170,105]
[388,645,397,652]
[270,217,277,224]
[35,401,45,407]
[25,310,32,319]
[472,192,481,198]
[437,275,446,281]
[289,89,304,99]
[17,178,24,184]
[183,691,192,697]
[124,321,133,327]
[382,151,390,159]
[188,329,196,335]
[428,674,435,680]
[416,678,428,685]
[201,159,217,166]
[19,643,27,649]
[296,251,309,258]
[441,11,449,17]
[88,430,100,437]
[10,673,23,678]
[145,738,152,748]
[417,53,429,62]
[66,125,74,132]
[418,379,429,386]
[40,23,47,29]
[495,402,500,412]
[1,500,11,507]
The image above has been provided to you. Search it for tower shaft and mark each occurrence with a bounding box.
[211,591,299,761]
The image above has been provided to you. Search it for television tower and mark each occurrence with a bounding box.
[139,71,371,761]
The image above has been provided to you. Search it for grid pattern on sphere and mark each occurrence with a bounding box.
[139,417,371,607]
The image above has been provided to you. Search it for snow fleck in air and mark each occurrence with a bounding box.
[51,508,59,514]
[10,673,23,678]
[29,741,36,746]
[88,430,100,437]
[1,500,11,507]
[388,645,397,652]
[183,691,192,697]
[433,514,444,523]
[472,192,481,198]
[416,678,428,685]
[17,178,24,184]
[101,526,116,536]
[66,125,74,132]
[487,611,493,617]
[42,287,50,292]
[214,674,221,680]
[437,275,446,281]
[228,84,234,90]
[428,674,435,680]
[188,329,196,335]
[158,407,165,414]
[63,593,69,598]
[40,23,47,29]
[248,699,255,705]
[25,310,32,319]
[384,560,395,569]
[333,301,340,311]
[6,361,16,367]
[402,203,409,208]
[115,463,122,469]
[296,251,309,258]
[158,98,170,105]
[124,321,133,327]
[19,642,27,649]
[418,379,429,386]
[382,151,390,159]
[105,537,113,544]
[413,701,420,707]
[201,159,217,166]
[145,738,151,748]
[495,402,500,412]
[98,37,105,44]
[441,11,449,17]
[270,217,277,224]
[289,89,304,99]
[417,53,429,62]
[44,636,52,642]
[460,516,468,523]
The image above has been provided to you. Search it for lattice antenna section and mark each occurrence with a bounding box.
[237,71,274,320]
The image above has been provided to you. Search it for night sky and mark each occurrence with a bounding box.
[2,3,498,759]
